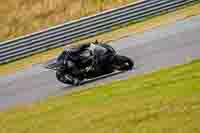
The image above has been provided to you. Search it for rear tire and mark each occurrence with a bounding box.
[112,55,134,71]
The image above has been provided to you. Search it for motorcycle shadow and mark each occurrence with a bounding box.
[80,71,126,85]
[61,71,126,90]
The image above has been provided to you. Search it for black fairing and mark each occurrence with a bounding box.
[55,42,122,85]
[99,43,116,55]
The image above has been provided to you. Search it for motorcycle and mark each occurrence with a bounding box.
[55,41,134,86]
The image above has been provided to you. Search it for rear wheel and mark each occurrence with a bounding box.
[112,55,134,71]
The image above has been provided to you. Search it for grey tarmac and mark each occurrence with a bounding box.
[0,15,200,111]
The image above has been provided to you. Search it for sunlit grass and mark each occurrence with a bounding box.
[1,3,200,75]
[0,59,200,133]
[0,0,136,42]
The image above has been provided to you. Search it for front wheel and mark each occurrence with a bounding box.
[56,71,81,86]
[112,55,134,71]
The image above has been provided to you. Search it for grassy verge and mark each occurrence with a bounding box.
[1,3,200,75]
[0,59,200,133]
[0,0,136,42]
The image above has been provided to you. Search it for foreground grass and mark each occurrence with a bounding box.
[1,60,200,133]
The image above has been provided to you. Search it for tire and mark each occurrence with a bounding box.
[112,55,134,71]
[56,71,81,86]
[56,71,73,85]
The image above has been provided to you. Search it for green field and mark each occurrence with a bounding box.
[0,59,200,133]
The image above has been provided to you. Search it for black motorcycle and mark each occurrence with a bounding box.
[55,41,134,86]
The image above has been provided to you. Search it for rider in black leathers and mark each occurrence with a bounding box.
[56,41,114,85]
[57,43,91,76]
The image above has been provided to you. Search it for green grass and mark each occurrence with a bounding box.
[0,59,200,133]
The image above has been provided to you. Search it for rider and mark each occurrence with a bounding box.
[56,40,114,85]
[57,43,92,79]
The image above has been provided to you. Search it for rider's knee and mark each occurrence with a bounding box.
[67,61,75,69]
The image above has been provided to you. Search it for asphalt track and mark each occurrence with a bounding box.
[0,15,200,111]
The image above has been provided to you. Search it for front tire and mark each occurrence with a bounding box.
[56,71,81,86]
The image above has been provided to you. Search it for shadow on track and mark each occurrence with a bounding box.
[61,71,126,90]
[82,71,125,85]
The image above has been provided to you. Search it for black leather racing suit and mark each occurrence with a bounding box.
[56,43,114,81]
[56,43,92,79]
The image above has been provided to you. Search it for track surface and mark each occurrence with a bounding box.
[0,15,200,111]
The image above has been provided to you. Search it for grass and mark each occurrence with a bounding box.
[1,2,200,75]
[0,0,136,42]
[0,59,200,133]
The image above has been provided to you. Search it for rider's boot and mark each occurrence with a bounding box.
[72,78,81,86]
